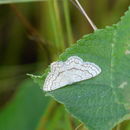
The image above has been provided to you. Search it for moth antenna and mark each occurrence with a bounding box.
[71,0,97,31]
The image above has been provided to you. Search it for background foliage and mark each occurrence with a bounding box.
[0,0,130,130]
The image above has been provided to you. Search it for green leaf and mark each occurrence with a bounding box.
[27,73,45,87]
[45,105,72,130]
[0,80,50,130]
[0,0,45,4]
[112,9,130,108]
[31,6,130,130]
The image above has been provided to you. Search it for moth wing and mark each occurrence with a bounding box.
[43,56,101,92]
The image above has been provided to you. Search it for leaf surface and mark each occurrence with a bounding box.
[31,6,130,130]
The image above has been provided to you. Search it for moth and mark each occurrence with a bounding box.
[43,56,101,91]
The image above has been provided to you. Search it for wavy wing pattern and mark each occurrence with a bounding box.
[43,56,101,91]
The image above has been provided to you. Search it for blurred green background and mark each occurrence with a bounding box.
[0,0,130,130]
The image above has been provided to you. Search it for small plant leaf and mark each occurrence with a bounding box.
[0,0,45,4]
[31,6,130,130]
[0,80,50,130]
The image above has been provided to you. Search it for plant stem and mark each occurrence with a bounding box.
[63,0,73,46]
[74,0,97,31]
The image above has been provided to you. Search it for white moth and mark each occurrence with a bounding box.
[43,56,101,91]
